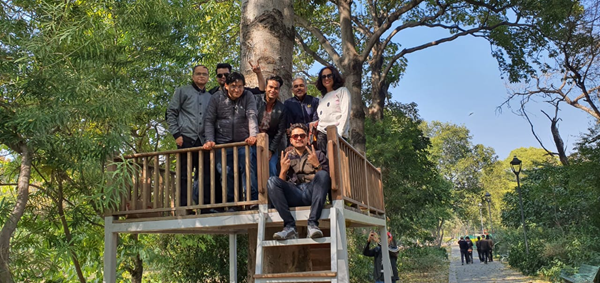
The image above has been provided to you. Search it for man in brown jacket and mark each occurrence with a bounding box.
[267,123,330,240]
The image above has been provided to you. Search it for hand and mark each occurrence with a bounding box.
[203,141,215,150]
[280,151,291,173]
[309,121,318,129]
[175,136,183,147]
[245,136,257,145]
[368,232,375,242]
[249,60,261,74]
[305,145,320,168]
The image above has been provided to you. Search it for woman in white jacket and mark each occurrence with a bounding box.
[313,66,351,152]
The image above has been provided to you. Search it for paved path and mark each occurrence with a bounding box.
[448,244,547,283]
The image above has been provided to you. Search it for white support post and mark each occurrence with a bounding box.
[380,225,392,283]
[255,211,267,275]
[104,216,118,283]
[230,233,237,283]
[333,200,349,282]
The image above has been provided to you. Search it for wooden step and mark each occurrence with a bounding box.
[254,271,336,282]
[262,237,331,247]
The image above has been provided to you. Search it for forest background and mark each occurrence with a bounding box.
[1,0,599,282]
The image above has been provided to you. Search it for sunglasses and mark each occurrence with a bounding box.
[321,74,334,80]
[216,73,230,78]
[291,134,307,140]
[293,84,305,88]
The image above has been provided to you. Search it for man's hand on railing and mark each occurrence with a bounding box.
[245,136,257,146]
[175,136,183,147]
[203,141,215,150]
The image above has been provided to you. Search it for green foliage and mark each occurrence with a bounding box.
[397,246,448,273]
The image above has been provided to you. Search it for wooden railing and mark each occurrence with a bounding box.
[107,127,384,219]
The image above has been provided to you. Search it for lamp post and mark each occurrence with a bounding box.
[510,155,529,255]
[484,192,493,234]
[478,203,484,235]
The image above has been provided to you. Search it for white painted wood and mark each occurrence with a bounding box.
[255,212,267,275]
[103,217,118,283]
[262,237,331,247]
[255,277,333,283]
[230,234,237,283]
[333,200,350,282]
[380,225,392,283]
[329,205,338,273]
[342,208,386,226]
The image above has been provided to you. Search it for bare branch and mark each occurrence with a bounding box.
[294,30,331,67]
[294,15,341,66]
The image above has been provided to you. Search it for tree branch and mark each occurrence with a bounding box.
[294,30,331,67]
[294,15,341,66]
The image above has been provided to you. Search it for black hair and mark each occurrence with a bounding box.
[316,65,345,96]
[216,63,232,73]
[225,72,245,85]
[266,75,283,88]
[192,65,208,73]
[289,123,308,134]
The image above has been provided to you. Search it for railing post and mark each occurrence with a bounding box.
[256,133,269,204]
[326,126,343,201]
[153,157,159,209]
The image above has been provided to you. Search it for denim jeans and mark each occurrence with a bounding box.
[269,154,279,177]
[267,171,330,228]
[216,146,258,202]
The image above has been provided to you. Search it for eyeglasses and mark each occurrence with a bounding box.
[291,134,307,140]
[194,72,209,77]
[216,73,230,78]
[293,84,305,88]
[321,74,334,80]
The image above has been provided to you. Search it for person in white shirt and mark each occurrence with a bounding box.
[313,66,351,152]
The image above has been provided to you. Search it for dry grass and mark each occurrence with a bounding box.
[398,259,450,283]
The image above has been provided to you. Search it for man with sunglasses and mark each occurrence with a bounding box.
[268,123,330,240]
[209,62,266,95]
[283,77,319,127]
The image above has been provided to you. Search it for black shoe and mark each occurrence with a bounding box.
[200,208,220,214]
[227,207,241,212]
[248,204,258,210]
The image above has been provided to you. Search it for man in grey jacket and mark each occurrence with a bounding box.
[166,65,215,208]
[203,72,259,209]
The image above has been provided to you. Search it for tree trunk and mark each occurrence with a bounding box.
[240,0,294,100]
[369,42,385,121]
[550,118,569,166]
[126,235,144,283]
[339,0,366,153]
[0,144,32,283]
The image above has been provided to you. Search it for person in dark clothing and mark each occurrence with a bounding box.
[166,65,216,208]
[203,72,259,208]
[268,123,330,240]
[255,75,287,177]
[479,235,492,264]
[283,77,319,127]
[466,236,474,264]
[363,231,400,283]
[476,236,484,262]
[208,61,265,95]
[487,235,494,262]
[458,237,470,265]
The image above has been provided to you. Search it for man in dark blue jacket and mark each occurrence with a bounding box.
[203,72,259,209]
[284,77,319,127]
[256,75,287,177]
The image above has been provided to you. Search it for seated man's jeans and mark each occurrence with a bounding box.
[216,145,258,202]
[269,154,279,177]
[267,171,331,228]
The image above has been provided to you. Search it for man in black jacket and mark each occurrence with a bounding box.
[256,75,287,177]
[166,65,214,208]
[283,77,319,127]
[203,72,259,208]
[458,237,470,265]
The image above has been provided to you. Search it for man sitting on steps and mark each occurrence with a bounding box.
[268,123,330,240]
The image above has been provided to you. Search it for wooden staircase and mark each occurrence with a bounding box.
[253,202,348,283]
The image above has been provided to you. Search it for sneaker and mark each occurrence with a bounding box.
[273,227,297,240]
[307,225,323,239]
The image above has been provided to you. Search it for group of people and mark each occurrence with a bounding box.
[166,61,351,239]
[458,235,494,265]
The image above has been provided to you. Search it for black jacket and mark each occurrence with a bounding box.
[204,90,258,144]
[283,94,319,126]
[255,94,287,154]
[458,239,469,251]
[363,241,399,281]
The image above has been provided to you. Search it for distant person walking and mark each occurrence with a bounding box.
[458,237,470,265]
[487,235,494,262]
[465,236,474,264]
[479,235,492,264]
[476,236,484,263]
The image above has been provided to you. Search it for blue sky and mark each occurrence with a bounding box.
[391,27,594,160]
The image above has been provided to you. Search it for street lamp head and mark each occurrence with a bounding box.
[510,155,522,174]
[485,192,491,203]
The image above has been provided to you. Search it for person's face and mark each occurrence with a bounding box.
[289,128,308,148]
[265,80,280,101]
[320,68,334,90]
[292,78,307,98]
[216,67,230,86]
[192,66,209,87]
[225,80,244,100]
